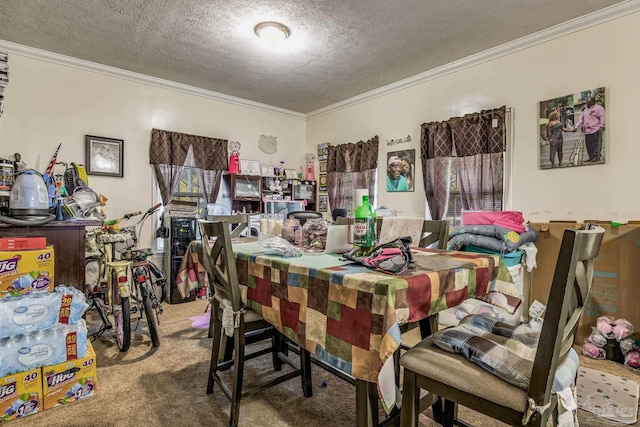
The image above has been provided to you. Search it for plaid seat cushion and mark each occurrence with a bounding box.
[432,314,577,391]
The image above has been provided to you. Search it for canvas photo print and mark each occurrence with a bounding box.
[386,149,415,192]
[538,87,605,169]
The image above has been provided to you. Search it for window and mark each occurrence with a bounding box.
[446,157,463,226]
[172,167,206,206]
[155,167,205,253]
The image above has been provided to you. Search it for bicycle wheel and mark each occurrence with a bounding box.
[142,282,160,347]
[111,269,131,352]
[148,261,167,303]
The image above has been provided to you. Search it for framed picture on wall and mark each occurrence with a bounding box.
[284,169,298,179]
[261,165,275,177]
[240,159,261,176]
[386,149,414,192]
[538,87,606,169]
[85,135,124,177]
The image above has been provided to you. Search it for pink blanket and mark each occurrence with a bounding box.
[462,211,525,233]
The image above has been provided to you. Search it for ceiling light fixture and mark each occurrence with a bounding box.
[254,21,290,44]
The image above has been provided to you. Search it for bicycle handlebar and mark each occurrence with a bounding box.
[123,211,142,220]
[102,204,163,233]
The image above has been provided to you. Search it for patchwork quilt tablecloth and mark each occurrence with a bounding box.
[232,242,518,411]
[175,240,209,297]
[175,240,519,411]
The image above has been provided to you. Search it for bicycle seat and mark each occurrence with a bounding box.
[98,232,133,243]
[122,248,153,261]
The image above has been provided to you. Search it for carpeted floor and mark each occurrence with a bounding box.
[13,299,640,427]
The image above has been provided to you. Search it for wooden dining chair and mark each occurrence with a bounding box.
[206,213,250,237]
[205,213,250,338]
[399,225,605,427]
[199,219,312,427]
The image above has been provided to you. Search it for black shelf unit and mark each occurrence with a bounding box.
[164,217,198,304]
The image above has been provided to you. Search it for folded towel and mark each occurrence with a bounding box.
[378,217,424,246]
[462,210,526,233]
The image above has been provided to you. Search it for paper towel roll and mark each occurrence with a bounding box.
[353,189,369,212]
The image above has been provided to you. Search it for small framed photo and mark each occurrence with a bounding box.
[261,165,275,177]
[284,169,297,179]
[85,135,124,177]
[240,159,261,176]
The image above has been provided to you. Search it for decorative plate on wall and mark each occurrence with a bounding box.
[258,134,278,155]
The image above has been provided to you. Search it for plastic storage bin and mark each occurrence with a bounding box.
[463,245,524,267]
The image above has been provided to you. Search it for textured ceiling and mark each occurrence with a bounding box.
[0,0,625,113]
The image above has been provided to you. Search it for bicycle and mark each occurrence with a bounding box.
[85,203,167,351]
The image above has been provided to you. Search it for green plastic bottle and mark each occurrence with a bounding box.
[354,195,376,249]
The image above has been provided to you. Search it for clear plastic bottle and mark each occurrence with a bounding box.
[282,218,301,245]
[354,195,376,249]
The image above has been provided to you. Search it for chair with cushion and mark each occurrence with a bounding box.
[204,213,250,338]
[399,225,605,427]
[199,219,312,427]
[287,210,323,226]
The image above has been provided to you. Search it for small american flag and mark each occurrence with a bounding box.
[44,143,61,176]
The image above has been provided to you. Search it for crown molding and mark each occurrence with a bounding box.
[0,39,306,120]
[1,1,638,122]
[306,0,640,119]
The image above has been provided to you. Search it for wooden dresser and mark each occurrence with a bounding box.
[0,220,101,291]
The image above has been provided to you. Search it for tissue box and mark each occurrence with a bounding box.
[0,237,47,251]
[0,246,55,298]
[0,368,42,422]
[42,342,96,410]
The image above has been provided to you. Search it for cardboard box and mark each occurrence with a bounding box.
[0,368,42,422]
[0,246,55,298]
[42,342,96,410]
[0,237,47,251]
[529,222,640,341]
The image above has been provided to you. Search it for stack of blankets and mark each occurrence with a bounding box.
[447,210,538,254]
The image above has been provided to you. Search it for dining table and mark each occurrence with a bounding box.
[175,239,521,427]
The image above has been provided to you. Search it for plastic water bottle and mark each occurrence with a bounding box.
[354,195,376,249]
[0,286,89,339]
[0,321,88,377]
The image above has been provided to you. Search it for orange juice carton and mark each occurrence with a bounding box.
[0,246,54,298]
[42,342,96,410]
[0,368,42,422]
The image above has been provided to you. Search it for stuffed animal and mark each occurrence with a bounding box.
[596,315,616,339]
[613,318,634,340]
[583,341,606,359]
[305,153,315,181]
[583,315,639,366]
[228,141,241,174]
[625,349,640,369]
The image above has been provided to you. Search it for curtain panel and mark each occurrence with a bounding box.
[420,121,455,220]
[149,128,228,205]
[421,106,506,219]
[326,136,378,212]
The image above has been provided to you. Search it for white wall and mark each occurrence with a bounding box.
[2,8,639,234]
[306,10,640,223]
[0,54,306,246]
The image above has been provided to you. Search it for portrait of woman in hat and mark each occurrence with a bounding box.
[386,155,408,192]
[386,149,415,192]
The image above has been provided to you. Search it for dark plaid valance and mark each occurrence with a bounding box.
[149,128,228,170]
[326,136,379,173]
